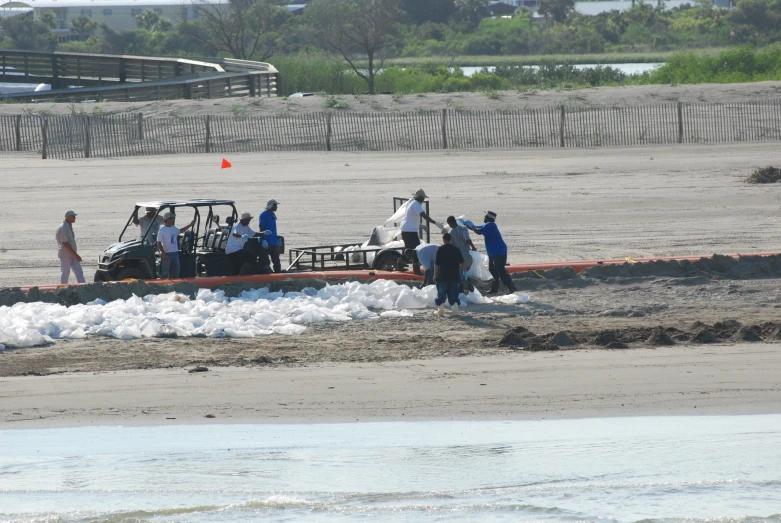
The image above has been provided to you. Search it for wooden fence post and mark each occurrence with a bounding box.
[441,108,448,149]
[326,113,332,152]
[137,113,144,141]
[205,115,211,153]
[41,117,48,160]
[677,102,684,144]
[14,115,21,151]
[83,115,91,158]
[559,105,566,147]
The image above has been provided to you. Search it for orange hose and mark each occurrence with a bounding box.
[8,270,423,292]
[5,252,779,292]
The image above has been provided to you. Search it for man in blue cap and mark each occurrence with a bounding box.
[258,199,282,273]
[466,211,517,295]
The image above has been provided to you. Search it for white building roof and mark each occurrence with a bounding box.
[574,0,699,15]
[24,0,226,8]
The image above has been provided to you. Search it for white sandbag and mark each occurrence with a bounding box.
[466,251,493,281]
[0,280,530,348]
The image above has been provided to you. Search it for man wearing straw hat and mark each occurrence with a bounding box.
[398,189,442,275]
[226,211,263,274]
[56,210,86,284]
[466,211,517,295]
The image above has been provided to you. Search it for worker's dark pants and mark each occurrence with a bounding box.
[228,250,253,275]
[269,245,282,273]
[401,232,421,273]
[435,281,461,306]
[488,254,516,293]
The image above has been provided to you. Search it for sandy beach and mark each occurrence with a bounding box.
[3,139,781,428]
[1,81,780,118]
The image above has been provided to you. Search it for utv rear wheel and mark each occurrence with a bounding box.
[116,268,145,281]
[373,251,402,272]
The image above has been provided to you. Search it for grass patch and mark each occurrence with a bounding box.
[324,95,349,110]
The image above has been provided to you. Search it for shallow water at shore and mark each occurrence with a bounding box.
[1,415,780,522]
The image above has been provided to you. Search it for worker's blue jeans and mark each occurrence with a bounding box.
[435,281,461,306]
[160,252,180,279]
[422,262,435,286]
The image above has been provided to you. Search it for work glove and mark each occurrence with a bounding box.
[435,222,444,231]
[241,234,249,240]
[464,220,475,228]
[262,240,269,249]
[263,230,273,236]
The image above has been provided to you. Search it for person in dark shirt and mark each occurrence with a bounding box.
[434,232,467,316]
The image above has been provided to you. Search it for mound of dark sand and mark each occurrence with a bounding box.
[498,320,776,350]
[745,166,781,184]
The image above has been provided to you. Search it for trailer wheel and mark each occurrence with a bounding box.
[373,250,402,272]
[116,268,145,281]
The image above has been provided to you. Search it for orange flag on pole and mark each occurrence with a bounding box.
[221,158,232,169]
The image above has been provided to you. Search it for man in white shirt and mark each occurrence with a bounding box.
[133,207,164,244]
[55,210,86,284]
[156,212,195,279]
[415,243,439,286]
[399,189,442,275]
[225,211,262,274]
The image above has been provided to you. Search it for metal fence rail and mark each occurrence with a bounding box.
[2,100,780,159]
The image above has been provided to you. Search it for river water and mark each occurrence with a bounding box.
[2,415,780,522]
[460,63,662,76]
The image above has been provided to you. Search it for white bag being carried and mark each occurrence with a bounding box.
[466,251,493,281]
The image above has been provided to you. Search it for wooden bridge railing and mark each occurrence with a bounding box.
[0,50,232,89]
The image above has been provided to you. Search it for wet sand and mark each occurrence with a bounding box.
[3,344,780,429]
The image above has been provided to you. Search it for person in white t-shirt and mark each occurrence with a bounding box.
[156,212,195,279]
[133,207,164,244]
[399,189,442,275]
[225,211,262,274]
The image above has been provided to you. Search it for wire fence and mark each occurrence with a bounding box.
[2,100,780,159]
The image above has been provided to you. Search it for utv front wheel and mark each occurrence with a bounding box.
[116,268,145,281]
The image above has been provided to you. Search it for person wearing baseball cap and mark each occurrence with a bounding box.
[258,199,282,273]
[465,211,517,295]
[156,211,195,279]
[56,210,86,284]
[226,211,262,274]
[398,189,442,275]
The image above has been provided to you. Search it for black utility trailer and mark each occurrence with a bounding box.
[94,199,242,281]
[287,197,431,272]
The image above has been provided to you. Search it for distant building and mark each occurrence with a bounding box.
[488,1,518,16]
[284,3,305,15]
[574,0,732,15]
[3,0,304,41]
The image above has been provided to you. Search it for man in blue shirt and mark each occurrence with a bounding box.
[466,211,517,295]
[258,199,282,273]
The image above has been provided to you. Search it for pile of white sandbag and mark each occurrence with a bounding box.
[0,280,528,349]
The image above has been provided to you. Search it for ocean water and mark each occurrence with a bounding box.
[1,415,780,522]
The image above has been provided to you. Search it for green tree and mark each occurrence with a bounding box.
[71,15,99,40]
[189,0,289,60]
[0,11,57,51]
[729,0,781,37]
[305,0,403,94]
[537,0,575,24]
[135,9,173,32]
[454,0,488,28]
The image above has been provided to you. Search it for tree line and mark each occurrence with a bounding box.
[1,0,780,93]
